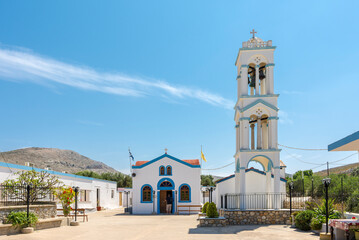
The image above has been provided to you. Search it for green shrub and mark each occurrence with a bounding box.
[310,217,322,230]
[347,190,359,213]
[295,210,314,231]
[206,202,219,218]
[7,211,38,228]
[202,202,209,214]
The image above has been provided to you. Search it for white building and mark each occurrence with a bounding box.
[0,161,119,210]
[216,31,286,209]
[131,152,201,214]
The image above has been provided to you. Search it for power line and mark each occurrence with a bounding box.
[279,144,327,151]
[202,162,234,171]
[282,148,324,165]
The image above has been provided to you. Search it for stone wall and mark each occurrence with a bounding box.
[219,209,291,225]
[198,217,227,227]
[0,204,57,223]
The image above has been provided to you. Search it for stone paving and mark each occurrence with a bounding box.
[0,209,319,240]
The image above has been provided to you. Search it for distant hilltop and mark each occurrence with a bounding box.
[0,147,118,174]
[315,162,359,176]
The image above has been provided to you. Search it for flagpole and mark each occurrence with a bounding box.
[129,147,132,174]
[200,145,203,167]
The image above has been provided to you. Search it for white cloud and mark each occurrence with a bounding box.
[0,45,234,109]
[77,120,104,127]
[278,110,294,125]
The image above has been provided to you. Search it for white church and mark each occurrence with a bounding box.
[216,31,287,209]
[131,151,201,214]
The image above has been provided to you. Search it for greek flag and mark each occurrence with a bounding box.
[129,149,134,161]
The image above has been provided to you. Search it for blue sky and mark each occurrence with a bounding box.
[0,0,358,176]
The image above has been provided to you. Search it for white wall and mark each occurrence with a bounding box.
[132,156,201,214]
[0,164,119,210]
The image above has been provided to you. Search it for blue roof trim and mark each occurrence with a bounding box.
[328,131,359,151]
[239,94,279,99]
[238,99,279,113]
[132,154,201,169]
[0,161,117,184]
[216,174,235,184]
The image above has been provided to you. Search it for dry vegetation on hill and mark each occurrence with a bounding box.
[0,147,118,174]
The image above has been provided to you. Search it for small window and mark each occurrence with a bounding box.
[180,185,190,201]
[142,186,152,202]
[166,166,172,175]
[111,190,114,199]
[160,166,165,175]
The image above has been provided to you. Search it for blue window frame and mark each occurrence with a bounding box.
[166,165,172,176]
[179,184,191,202]
[159,166,165,176]
[141,184,153,203]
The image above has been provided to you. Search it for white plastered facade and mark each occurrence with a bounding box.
[132,154,201,214]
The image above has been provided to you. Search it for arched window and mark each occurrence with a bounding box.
[141,185,152,203]
[166,166,172,175]
[179,184,191,202]
[159,181,173,188]
[159,166,165,175]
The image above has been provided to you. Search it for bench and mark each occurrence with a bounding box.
[177,205,202,215]
[57,208,88,222]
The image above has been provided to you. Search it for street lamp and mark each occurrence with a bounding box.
[72,186,79,222]
[322,178,331,234]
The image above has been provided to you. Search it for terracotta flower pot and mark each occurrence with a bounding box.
[21,227,34,234]
[355,231,359,240]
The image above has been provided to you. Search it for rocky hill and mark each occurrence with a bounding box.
[0,147,118,174]
[315,162,359,176]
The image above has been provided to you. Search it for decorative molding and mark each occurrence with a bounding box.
[132,153,201,169]
[239,117,250,121]
[240,64,249,68]
[267,117,279,120]
[240,149,281,152]
[239,94,279,99]
[266,63,275,67]
[238,99,279,113]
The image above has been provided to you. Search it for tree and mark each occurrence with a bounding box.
[201,175,214,186]
[2,170,63,203]
[75,171,132,188]
[352,167,359,177]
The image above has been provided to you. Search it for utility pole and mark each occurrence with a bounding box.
[327,162,329,176]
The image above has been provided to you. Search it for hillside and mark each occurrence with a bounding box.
[0,147,118,174]
[315,162,359,176]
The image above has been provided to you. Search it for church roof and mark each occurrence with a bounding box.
[132,154,201,169]
[280,160,286,167]
[215,168,287,184]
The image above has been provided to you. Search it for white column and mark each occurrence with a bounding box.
[255,65,260,95]
[239,168,246,209]
[266,171,271,193]
[250,124,255,150]
[265,66,270,94]
[260,79,266,95]
[271,119,278,149]
[262,121,268,149]
[267,120,272,149]
[273,167,281,209]
[267,65,274,94]
[240,66,248,96]
[257,117,262,149]
[241,120,249,149]
[236,124,240,152]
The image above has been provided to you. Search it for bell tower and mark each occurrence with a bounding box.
[234,30,281,208]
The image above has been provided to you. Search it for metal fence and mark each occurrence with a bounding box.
[220,193,309,210]
[0,184,54,206]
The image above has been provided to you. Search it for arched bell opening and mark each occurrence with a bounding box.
[249,113,270,150]
[259,63,267,95]
[248,63,256,96]
[247,155,273,172]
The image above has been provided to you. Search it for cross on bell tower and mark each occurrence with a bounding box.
[250,29,257,38]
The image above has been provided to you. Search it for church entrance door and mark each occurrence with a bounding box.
[159,190,173,214]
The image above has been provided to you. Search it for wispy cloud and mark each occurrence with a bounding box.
[278,110,294,125]
[77,120,104,127]
[282,90,304,95]
[0,45,234,109]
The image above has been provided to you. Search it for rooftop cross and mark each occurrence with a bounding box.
[164,148,168,154]
[250,29,257,38]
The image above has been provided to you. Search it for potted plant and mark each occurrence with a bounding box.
[6,211,38,234]
[201,202,209,216]
[56,186,75,217]
[206,202,219,218]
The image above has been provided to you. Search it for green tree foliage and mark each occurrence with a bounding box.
[352,167,359,177]
[2,170,63,203]
[75,171,132,188]
[202,202,209,213]
[295,210,314,231]
[287,169,359,213]
[201,175,214,186]
[206,202,219,218]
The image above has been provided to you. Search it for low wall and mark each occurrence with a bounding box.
[0,204,57,223]
[219,209,291,225]
[198,217,227,227]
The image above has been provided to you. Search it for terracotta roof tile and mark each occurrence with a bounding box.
[134,161,149,166]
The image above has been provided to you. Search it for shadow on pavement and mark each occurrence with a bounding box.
[188,224,262,234]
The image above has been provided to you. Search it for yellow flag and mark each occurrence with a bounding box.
[201,150,207,162]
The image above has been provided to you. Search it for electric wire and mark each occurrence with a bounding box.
[202,162,234,171]
[278,143,327,151]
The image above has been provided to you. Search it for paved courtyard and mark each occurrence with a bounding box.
[0,209,319,240]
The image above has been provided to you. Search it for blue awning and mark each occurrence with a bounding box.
[328,131,359,152]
